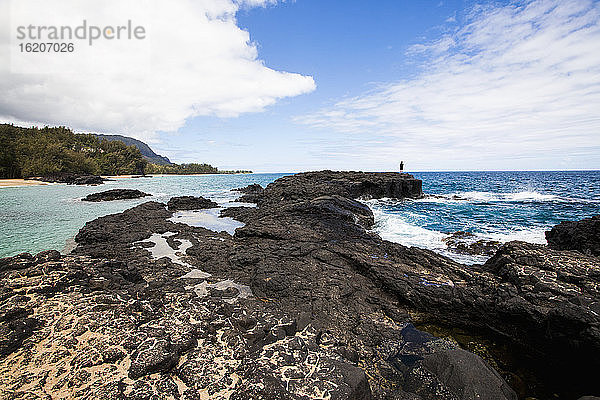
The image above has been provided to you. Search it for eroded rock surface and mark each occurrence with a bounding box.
[385,240,600,397]
[0,251,374,399]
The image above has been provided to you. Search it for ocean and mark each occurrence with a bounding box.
[1,171,599,262]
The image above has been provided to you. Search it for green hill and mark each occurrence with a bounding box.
[0,124,251,178]
[94,134,172,165]
[0,124,147,178]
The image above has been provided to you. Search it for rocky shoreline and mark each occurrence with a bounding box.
[31,172,106,185]
[1,171,599,399]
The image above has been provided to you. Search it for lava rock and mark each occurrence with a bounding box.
[82,189,151,202]
[233,183,264,203]
[35,172,105,185]
[128,338,178,379]
[233,183,264,195]
[420,349,517,400]
[34,250,61,263]
[0,252,35,272]
[442,231,501,256]
[247,170,422,205]
[290,195,375,229]
[0,315,40,357]
[167,196,218,211]
[546,215,600,256]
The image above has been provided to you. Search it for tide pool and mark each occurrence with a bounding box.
[0,173,285,257]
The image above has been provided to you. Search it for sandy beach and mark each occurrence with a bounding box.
[0,174,246,187]
[102,174,248,178]
[0,179,49,188]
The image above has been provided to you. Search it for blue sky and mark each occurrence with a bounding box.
[154,0,600,172]
[3,0,600,172]
[156,0,479,171]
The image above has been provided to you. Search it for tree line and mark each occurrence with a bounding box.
[0,124,251,179]
[145,163,252,175]
[0,124,147,178]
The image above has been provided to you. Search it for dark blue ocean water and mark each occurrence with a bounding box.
[1,171,599,262]
[366,171,600,263]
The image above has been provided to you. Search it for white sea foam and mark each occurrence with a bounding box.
[367,191,567,205]
[370,210,486,264]
[370,208,447,251]
[486,228,547,244]
[453,191,560,202]
[367,204,549,265]
[414,196,463,204]
[440,194,600,205]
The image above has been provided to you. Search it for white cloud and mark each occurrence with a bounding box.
[0,0,314,140]
[407,35,455,55]
[298,0,600,170]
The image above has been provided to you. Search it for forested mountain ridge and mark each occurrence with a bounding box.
[94,134,172,166]
[0,124,147,178]
[0,124,251,178]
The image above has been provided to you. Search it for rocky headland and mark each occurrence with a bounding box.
[236,171,423,205]
[82,189,151,202]
[1,171,598,400]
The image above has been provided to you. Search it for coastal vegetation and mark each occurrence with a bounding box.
[145,162,251,175]
[0,124,146,178]
[94,133,173,165]
[0,124,250,178]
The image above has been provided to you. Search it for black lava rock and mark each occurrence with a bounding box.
[167,196,219,211]
[36,172,105,185]
[243,170,423,205]
[82,189,151,202]
[442,231,502,256]
[546,215,600,256]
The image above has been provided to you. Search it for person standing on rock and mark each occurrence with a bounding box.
[400,161,404,172]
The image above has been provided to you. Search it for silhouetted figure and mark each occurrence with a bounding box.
[400,161,404,172]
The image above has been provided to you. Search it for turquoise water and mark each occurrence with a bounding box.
[0,174,285,258]
[1,171,599,262]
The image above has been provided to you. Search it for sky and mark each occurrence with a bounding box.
[1,0,599,172]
